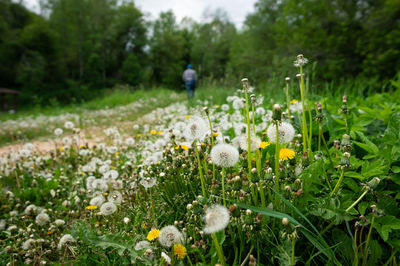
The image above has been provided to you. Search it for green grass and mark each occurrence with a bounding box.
[0,87,179,121]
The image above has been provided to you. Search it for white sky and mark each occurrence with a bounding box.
[22,0,258,28]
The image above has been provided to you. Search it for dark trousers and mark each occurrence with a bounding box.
[185,80,196,99]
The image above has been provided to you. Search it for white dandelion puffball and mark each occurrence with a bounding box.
[203,204,230,234]
[58,234,75,249]
[104,169,119,180]
[90,195,105,207]
[290,101,303,113]
[140,177,157,189]
[239,132,261,152]
[35,213,50,226]
[64,121,74,129]
[125,137,135,146]
[54,219,65,227]
[22,239,35,250]
[161,252,172,264]
[267,122,295,144]
[185,117,207,140]
[100,202,117,216]
[210,144,239,168]
[158,225,184,247]
[134,240,151,251]
[54,128,63,136]
[108,191,123,205]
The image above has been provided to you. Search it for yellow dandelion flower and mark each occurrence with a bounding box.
[146,229,160,241]
[157,131,163,135]
[216,105,221,108]
[86,205,98,210]
[185,115,191,119]
[259,141,271,149]
[290,99,298,104]
[136,134,142,137]
[279,148,295,161]
[59,146,63,152]
[115,152,119,156]
[173,244,187,260]
[104,192,108,196]
[141,223,148,229]
[79,145,85,148]
[213,132,219,137]
[150,130,157,135]
[180,144,190,150]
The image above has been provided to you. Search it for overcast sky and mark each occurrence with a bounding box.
[22,0,258,28]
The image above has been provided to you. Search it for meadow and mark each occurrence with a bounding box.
[1,55,400,265]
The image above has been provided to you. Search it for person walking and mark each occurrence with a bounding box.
[182,64,197,100]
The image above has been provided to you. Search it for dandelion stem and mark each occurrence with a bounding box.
[354,226,359,266]
[222,168,226,207]
[212,233,225,266]
[308,107,313,159]
[244,88,253,181]
[291,238,296,266]
[206,112,216,180]
[286,82,291,118]
[330,168,345,197]
[194,139,207,199]
[362,215,375,266]
[346,190,369,213]
[318,125,322,152]
[149,188,155,222]
[274,122,280,210]
[321,132,334,169]
[299,66,309,153]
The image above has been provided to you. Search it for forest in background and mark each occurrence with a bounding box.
[1,0,400,106]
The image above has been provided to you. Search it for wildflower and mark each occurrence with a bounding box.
[54,219,65,227]
[54,128,63,135]
[35,213,50,226]
[125,137,135,146]
[290,101,303,113]
[259,141,271,149]
[185,115,191,119]
[161,252,172,264]
[290,99,298,104]
[266,122,295,144]
[173,244,187,259]
[58,234,75,249]
[103,170,119,180]
[158,225,184,247]
[185,117,207,140]
[86,205,98,210]
[22,239,35,250]
[203,204,230,234]
[239,132,261,152]
[210,144,239,168]
[136,134,141,137]
[147,229,160,241]
[135,240,151,250]
[150,130,157,135]
[90,195,105,207]
[64,121,74,129]
[108,191,123,205]
[100,202,117,216]
[123,217,130,224]
[280,148,295,160]
[140,177,156,189]
[294,54,309,67]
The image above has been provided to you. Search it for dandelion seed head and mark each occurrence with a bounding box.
[210,144,239,168]
[203,204,230,234]
[185,117,207,140]
[158,225,184,247]
[35,213,50,226]
[100,202,117,216]
[58,234,75,249]
[239,132,261,152]
[267,122,295,144]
